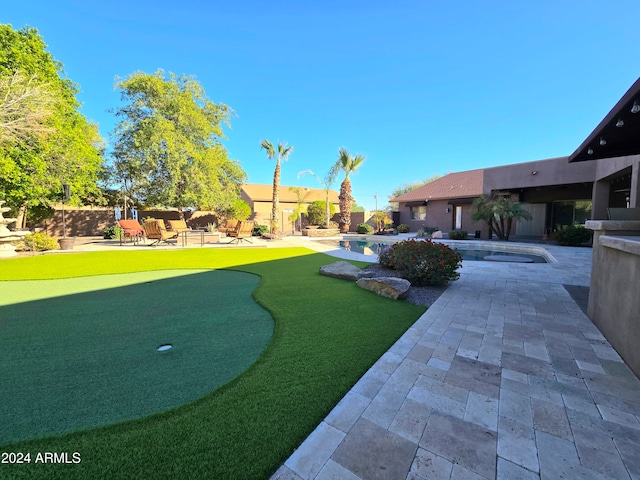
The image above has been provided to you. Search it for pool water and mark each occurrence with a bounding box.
[313,239,548,263]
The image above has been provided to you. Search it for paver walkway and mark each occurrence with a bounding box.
[272,242,640,480]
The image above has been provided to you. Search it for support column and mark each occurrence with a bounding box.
[630,160,640,208]
[591,179,610,220]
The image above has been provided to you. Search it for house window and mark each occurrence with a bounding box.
[410,205,426,220]
[552,200,592,230]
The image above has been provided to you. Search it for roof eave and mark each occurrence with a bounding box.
[569,78,640,162]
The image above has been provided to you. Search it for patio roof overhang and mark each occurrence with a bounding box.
[569,78,640,162]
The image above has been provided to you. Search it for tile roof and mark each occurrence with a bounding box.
[241,184,339,203]
[390,169,484,202]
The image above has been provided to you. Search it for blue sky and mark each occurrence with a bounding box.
[3,1,640,210]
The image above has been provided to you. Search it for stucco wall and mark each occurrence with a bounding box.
[396,199,483,234]
[483,157,597,193]
[587,220,640,378]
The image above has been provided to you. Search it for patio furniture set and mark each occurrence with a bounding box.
[117,219,255,247]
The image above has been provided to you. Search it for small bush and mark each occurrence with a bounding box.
[103,225,123,239]
[253,224,269,236]
[15,232,59,251]
[356,223,374,234]
[448,229,468,240]
[378,239,462,286]
[378,246,395,268]
[551,226,592,246]
[397,224,409,233]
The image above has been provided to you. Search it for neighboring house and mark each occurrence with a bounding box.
[240,184,339,229]
[391,157,598,237]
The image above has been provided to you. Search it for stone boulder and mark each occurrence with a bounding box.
[356,277,411,300]
[319,261,374,281]
[431,230,443,239]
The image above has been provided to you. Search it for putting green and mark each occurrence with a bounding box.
[0,269,273,446]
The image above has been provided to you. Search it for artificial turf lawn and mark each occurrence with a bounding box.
[0,248,426,480]
[0,269,273,446]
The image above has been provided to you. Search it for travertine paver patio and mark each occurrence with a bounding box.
[272,242,640,480]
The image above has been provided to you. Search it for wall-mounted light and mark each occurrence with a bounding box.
[632,100,640,114]
[599,137,607,146]
[616,118,625,127]
[531,170,537,175]
[445,208,450,213]
[588,148,594,154]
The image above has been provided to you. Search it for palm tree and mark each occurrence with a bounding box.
[288,186,311,233]
[472,192,532,240]
[260,139,294,237]
[335,147,365,233]
[298,165,340,228]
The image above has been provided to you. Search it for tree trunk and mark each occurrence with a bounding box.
[271,160,280,237]
[339,177,352,233]
[505,218,513,241]
[325,191,330,228]
[16,205,27,230]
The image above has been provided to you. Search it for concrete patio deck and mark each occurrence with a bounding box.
[272,239,640,480]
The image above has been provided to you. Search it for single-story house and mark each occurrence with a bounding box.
[391,155,597,237]
[240,184,339,228]
[482,156,596,236]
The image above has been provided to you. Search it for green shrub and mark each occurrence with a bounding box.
[252,224,269,236]
[448,229,468,240]
[15,232,59,251]
[356,223,374,234]
[307,200,336,226]
[397,224,409,233]
[103,225,123,239]
[551,226,592,246]
[379,239,462,286]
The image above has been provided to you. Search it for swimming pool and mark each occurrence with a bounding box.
[313,239,549,263]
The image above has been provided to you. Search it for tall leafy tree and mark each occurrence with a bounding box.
[472,192,532,241]
[334,147,365,233]
[0,70,56,144]
[0,25,104,227]
[111,70,246,216]
[260,139,293,236]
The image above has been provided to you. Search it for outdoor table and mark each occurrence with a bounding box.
[180,230,221,247]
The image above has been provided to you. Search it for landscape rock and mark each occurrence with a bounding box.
[356,277,411,300]
[431,230,443,239]
[320,261,374,280]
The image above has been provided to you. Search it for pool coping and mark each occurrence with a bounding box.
[290,234,557,263]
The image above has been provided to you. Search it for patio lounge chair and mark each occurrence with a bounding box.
[219,219,239,235]
[117,219,145,245]
[168,219,192,234]
[145,219,178,246]
[227,221,255,244]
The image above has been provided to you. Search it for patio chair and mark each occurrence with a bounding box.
[607,207,640,220]
[168,219,192,234]
[145,219,178,246]
[226,221,255,244]
[117,219,145,245]
[219,219,239,235]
